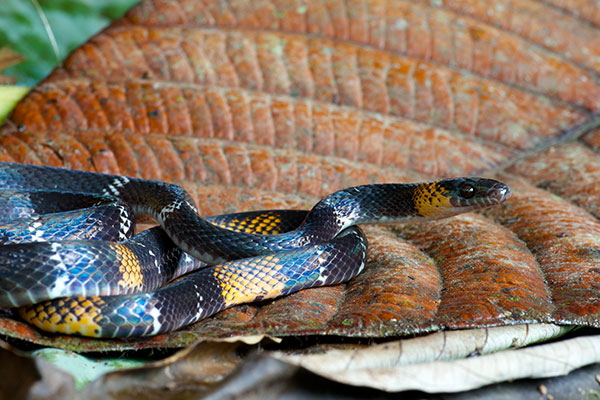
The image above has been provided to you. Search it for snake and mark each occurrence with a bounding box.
[0,162,510,338]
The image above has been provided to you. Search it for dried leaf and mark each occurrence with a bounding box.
[273,324,571,372]
[273,326,600,393]
[0,48,26,71]
[0,340,74,398]
[80,340,243,399]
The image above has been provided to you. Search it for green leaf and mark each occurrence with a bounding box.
[0,0,139,85]
[32,348,146,389]
[0,85,29,123]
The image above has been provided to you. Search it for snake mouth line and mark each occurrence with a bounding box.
[496,185,511,201]
[485,182,511,206]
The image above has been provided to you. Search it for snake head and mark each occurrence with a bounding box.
[413,177,511,219]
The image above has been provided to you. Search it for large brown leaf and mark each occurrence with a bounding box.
[1,0,599,353]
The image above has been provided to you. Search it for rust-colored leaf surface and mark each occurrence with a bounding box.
[1,0,600,351]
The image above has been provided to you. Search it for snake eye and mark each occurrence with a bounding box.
[459,184,475,199]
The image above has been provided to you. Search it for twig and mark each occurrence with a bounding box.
[31,0,61,63]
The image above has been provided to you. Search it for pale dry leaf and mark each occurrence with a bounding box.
[274,327,600,393]
[272,324,571,372]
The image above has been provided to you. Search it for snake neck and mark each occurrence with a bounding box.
[300,183,422,238]
[133,181,424,256]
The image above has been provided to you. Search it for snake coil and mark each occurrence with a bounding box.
[0,162,510,337]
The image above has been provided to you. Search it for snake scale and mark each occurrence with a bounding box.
[0,162,510,338]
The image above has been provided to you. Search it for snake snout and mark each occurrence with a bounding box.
[445,177,511,210]
[488,181,511,204]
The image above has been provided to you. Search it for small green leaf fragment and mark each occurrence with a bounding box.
[0,85,29,123]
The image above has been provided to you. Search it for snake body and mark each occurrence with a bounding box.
[0,162,510,337]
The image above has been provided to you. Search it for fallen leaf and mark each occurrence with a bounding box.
[0,47,26,71]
